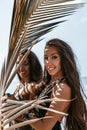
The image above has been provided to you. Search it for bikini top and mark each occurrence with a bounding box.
[34,78,65,130]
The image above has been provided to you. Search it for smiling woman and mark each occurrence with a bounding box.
[14,38,87,130]
[1,49,43,130]
[0,0,87,130]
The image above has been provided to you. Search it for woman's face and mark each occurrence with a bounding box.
[44,46,63,79]
[16,55,30,82]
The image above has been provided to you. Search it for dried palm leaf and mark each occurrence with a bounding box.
[0,0,85,130]
[1,0,84,95]
[2,97,76,128]
[3,116,53,130]
[6,0,84,68]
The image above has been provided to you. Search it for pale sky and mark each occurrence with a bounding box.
[0,0,87,79]
[32,0,87,77]
[0,0,13,71]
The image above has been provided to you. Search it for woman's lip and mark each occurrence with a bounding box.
[47,67,55,70]
[20,71,26,74]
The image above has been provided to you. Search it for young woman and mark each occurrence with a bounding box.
[14,50,43,101]
[6,39,86,130]
[26,38,86,130]
[1,50,43,130]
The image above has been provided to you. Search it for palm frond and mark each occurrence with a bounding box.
[1,0,84,95]
[7,0,84,68]
[1,97,71,128]
[3,116,52,130]
[0,0,85,130]
[1,97,75,128]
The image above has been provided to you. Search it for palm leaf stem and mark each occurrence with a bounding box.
[3,116,52,130]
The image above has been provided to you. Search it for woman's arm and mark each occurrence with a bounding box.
[29,82,71,130]
[16,82,45,100]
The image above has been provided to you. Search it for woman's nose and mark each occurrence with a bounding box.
[45,58,52,65]
[19,65,25,71]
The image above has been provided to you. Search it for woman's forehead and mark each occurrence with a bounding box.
[44,46,58,54]
[16,55,28,63]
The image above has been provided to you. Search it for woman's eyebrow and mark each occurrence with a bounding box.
[52,52,58,55]
[50,53,59,56]
[44,53,58,57]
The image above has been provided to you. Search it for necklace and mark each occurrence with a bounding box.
[39,77,65,98]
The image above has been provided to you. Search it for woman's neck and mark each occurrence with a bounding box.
[21,78,30,85]
[50,75,64,83]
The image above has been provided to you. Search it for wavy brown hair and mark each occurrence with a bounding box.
[17,50,43,83]
[44,38,87,130]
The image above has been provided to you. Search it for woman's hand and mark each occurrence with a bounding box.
[1,95,8,103]
[1,93,15,103]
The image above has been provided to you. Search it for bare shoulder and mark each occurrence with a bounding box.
[62,83,71,96]
[53,82,71,100]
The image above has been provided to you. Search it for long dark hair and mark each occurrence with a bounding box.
[44,38,87,130]
[17,50,43,83]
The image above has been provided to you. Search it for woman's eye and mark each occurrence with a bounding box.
[23,62,29,66]
[52,55,58,59]
[44,56,48,61]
